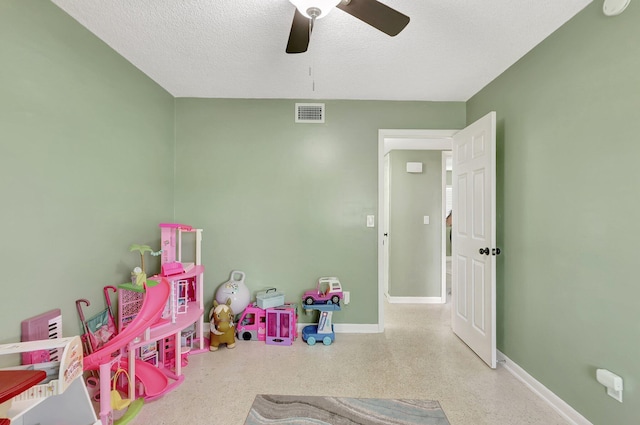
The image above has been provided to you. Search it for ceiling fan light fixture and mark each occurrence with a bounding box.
[289,0,341,19]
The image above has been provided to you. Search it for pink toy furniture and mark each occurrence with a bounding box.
[159,223,195,276]
[265,305,298,346]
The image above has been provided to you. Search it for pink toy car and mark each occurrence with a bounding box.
[236,303,267,341]
[302,277,343,306]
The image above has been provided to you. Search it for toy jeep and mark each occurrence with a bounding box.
[302,277,343,306]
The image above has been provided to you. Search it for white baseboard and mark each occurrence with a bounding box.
[387,296,444,304]
[497,351,592,425]
[334,323,380,333]
[296,323,380,334]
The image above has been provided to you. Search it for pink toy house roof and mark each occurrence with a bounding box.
[159,223,193,231]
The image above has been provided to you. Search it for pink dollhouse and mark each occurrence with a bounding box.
[117,223,207,378]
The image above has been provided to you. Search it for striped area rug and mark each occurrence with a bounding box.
[245,394,450,424]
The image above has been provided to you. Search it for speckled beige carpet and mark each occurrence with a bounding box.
[244,394,450,424]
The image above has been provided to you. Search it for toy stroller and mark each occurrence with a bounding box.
[76,286,118,355]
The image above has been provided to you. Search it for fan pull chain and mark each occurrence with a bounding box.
[310,17,316,91]
[309,66,315,92]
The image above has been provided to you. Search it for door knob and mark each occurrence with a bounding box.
[479,247,490,255]
[492,248,501,256]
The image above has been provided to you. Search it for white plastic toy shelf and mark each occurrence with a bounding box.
[0,336,100,425]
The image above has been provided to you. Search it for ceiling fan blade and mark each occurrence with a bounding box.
[286,8,311,54]
[336,0,410,36]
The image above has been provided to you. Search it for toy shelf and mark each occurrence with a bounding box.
[160,265,203,282]
[129,302,204,350]
[148,265,205,353]
[130,301,203,350]
[0,336,100,425]
[301,303,341,346]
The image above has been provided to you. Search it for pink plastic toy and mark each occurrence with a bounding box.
[159,223,194,277]
[75,286,118,356]
[302,277,343,306]
[83,223,207,425]
[235,303,267,341]
[266,305,298,346]
[236,303,298,345]
[83,280,173,425]
[20,309,62,364]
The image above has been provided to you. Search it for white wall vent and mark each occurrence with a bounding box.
[295,103,325,123]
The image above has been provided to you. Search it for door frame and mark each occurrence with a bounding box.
[377,129,456,331]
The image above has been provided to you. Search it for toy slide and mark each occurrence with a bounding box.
[83,279,170,371]
[82,280,171,425]
[117,358,171,399]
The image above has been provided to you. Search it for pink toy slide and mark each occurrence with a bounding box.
[116,357,170,399]
[83,279,173,404]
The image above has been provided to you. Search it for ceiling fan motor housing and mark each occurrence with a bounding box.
[306,7,321,19]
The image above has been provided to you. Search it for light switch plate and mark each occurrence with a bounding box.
[366,215,375,227]
[423,216,429,224]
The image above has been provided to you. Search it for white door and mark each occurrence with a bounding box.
[451,111,497,368]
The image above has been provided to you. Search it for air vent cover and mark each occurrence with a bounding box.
[295,103,325,123]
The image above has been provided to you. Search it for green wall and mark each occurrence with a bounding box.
[467,2,640,424]
[173,99,464,324]
[388,150,443,297]
[0,0,174,351]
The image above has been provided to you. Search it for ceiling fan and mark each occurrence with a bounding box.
[286,0,410,54]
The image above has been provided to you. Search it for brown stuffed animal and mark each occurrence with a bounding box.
[209,298,236,351]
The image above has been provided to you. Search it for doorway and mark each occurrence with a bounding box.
[377,129,455,331]
[379,113,498,368]
[445,152,453,300]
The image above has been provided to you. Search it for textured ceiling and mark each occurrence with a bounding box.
[50,0,592,101]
